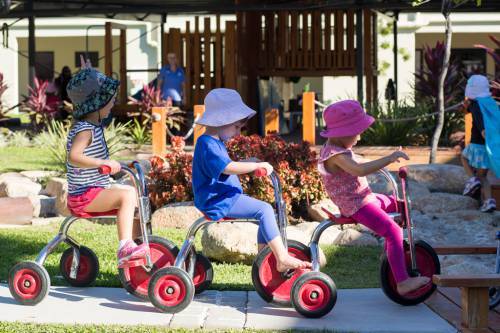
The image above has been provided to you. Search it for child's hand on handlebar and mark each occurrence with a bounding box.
[257,162,273,176]
[389,147,409,163]
[102,160,121,174]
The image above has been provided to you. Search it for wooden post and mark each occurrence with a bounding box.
[119,29,127,104]
[152,107,167,156]
[105,22,112,76]
[460,287,489,329]
[302,92,315,145]
[193,104,206,146]
[465,112,472,146]
[265,108,279,135]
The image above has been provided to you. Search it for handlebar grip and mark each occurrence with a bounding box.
[98,165,112,175]
[254,168,267,177]
[398,167,408,179]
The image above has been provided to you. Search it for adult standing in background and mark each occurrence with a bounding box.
[56,66,73,103]
[157,52,185,107]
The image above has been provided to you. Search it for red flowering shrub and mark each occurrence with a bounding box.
[148,136,193,208]
[148,135,325,217]
[226,134,325,216]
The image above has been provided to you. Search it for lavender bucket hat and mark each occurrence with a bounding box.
[195,88,256,127]
[465,74,491,99]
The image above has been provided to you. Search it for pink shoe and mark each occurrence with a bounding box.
[117,241,148,267]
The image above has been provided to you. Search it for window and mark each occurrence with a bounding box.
[35,51,54,81]
[75,51,99,67]
[451,48,486,77]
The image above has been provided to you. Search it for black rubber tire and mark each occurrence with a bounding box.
[380,240,440,306]
[489,287,500,310]
[119,235,179,300]
[252,239,311,307]
[59,246,99,287]
[8,261,50,305]
[148,266,195,313]
[291,271,337,318]
[190,252,213,294]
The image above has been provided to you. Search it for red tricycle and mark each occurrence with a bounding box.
[252,166,441,318]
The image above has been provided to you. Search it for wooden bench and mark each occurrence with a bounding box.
[433,275,500,331]
[433,245,497,255]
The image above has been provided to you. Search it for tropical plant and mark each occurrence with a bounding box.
[21,78,57,131]
[128,84,184,132]
[6,131,31,147]
[414,41,464,107]
[34,119,130,172]
[413,0,482,163]
[475,35,500,100]
[129,118,151,147]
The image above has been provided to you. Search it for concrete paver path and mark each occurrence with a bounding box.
[0,284,455,332]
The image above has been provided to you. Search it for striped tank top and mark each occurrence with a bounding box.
[66,121,110,196]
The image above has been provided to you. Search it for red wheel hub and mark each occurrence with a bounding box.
[123,243,176,296]
[259,247,309,301]
[63,255,91,281]
[298,280,330,311]
[13,269,41,299]
[154,275,186,306]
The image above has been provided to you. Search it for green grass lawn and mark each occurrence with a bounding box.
[0,221,381,290]
[0,322,294,333]
[0,147,60,172]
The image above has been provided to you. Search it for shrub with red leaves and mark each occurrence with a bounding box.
[22,78,57,131]
[148,135,325,218]
[148,138,193,209]
[475,35,500,101]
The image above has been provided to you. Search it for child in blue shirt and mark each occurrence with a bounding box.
[192,88,311,272]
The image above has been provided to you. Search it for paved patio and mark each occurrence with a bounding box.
[0,284,456,332]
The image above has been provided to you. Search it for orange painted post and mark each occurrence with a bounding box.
[193,104,206,146]
[465,112,472,146]
[302,91,315,145]
[152,106,167,156]
[265,108,279,135]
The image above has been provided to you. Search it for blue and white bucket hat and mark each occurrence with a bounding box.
[195,88,256,127]
[465,75,491,99]
[66,68,119,119]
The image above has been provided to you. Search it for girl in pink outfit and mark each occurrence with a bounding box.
[318,100,430,295]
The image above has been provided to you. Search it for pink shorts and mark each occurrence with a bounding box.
[67,187,117,218]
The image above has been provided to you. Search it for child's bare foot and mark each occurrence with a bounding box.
[397,276,431,295]
[276,254,312,273]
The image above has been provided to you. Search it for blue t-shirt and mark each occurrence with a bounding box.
[159,66,185,102]
[192,135,242,220]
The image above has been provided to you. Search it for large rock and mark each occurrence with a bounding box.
[334,229,379,246]
[406,164,468,194]
[0,172,42,198]
[151,201,203,229]
[407,180,431,200]
[201,223,327,266]
[0,197,34,225]
[411,192,478,214]
[307,199,340,222]
[45,178,71,217]
[412,210,499,246]
[20,170,59,183]
[290,222,343,246]
[201,223,260,264]
[28,195,57,217]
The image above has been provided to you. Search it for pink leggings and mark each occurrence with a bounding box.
[351,194,408,283]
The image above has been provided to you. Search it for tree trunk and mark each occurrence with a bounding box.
[429,9,452,164]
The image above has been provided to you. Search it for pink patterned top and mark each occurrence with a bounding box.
[318,144,376,217]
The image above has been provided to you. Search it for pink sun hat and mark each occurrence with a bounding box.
[320,100,375,138]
